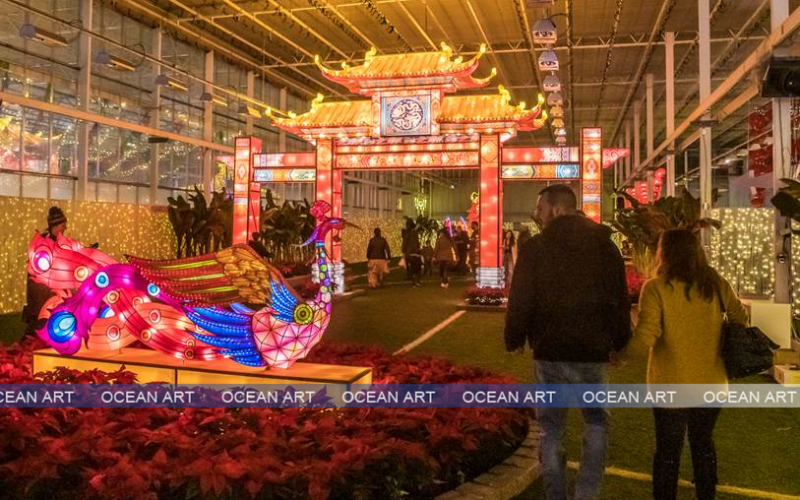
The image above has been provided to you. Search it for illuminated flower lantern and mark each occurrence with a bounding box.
[29,201,347,369]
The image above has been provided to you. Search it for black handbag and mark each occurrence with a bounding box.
[717,291,779,379]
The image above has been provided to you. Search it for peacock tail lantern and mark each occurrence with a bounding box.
[28,201,344,369]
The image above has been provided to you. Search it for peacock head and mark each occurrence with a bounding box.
[301,200,360,246]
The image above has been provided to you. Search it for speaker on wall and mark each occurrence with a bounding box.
[761,57,800,97]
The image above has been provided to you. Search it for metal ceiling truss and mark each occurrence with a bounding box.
[594,0,625,125]
[533,33,767,51]
[512,0,551,143]
[608,0,677,145]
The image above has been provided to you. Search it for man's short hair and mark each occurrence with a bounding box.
[539,184,577,211]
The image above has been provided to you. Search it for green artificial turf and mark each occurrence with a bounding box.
[328,266,800,500]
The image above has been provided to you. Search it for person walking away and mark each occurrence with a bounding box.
[366,227,391,288]
[23,206,68,336]
[504,184,631,500]
[517,226,532,249]
[455,228,469,275]
[434,229,456,288]
[468,222,480,275]
[402,221,423,287]
[422,239,434,277]
[631,229,747,500]
[502,230,517,281]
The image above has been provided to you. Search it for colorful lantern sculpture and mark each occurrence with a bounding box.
[29,201,344,369]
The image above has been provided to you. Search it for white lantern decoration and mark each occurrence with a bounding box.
[532,18,557,45]
[546,92,563,106]
[555,127,567,137]
[538,50,559,71]
[555,136,567,145]
[542,74,561,92]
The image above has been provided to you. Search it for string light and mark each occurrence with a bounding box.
[709,208,774,298]
[0,197,176,313]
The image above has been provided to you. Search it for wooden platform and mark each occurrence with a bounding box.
[33,348,372,386]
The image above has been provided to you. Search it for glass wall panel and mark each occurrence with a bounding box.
[21,175,47,198]
[0,104,22,171]
[22,108,50,173]
[49,177,74,200]
[96,182,117,202]
[118,184,137,204]
[0,172,21,197]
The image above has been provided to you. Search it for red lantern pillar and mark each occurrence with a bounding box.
[232,137,262,245]
[477,134,504,288]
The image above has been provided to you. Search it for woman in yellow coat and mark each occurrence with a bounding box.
[633,229,747,500]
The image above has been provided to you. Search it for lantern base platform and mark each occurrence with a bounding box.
[32,348,373,386]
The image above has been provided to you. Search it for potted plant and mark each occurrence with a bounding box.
[613,188,721,277]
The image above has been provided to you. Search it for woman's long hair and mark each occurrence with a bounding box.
[656,229,719,301]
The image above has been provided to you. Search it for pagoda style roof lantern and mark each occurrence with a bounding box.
[270,86,547,139]
[314,42,497,95]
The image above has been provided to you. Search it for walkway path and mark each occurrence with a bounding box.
[322,265,800,500]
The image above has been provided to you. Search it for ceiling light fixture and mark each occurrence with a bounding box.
[94,51,136,71]
[238,103,262,118]
[19,23,67,47]
[201,92,228,107]
[155,74,188,92]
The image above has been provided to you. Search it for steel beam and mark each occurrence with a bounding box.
[203,51,215,196]
[665,32,676,196]
[698,0,713,215]
[646,73,654,157]
[76,0,91,201]
[149,28,162,205]
[772,0,792,303]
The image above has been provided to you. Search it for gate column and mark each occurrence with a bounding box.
[313,138,345,293]
[477,134,504,288]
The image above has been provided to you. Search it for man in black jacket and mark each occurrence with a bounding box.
[366,227,391,288]
[504,184,631,500]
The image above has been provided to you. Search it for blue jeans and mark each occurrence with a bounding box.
[535,360,610,500]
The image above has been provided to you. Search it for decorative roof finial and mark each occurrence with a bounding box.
[364,47,377,64]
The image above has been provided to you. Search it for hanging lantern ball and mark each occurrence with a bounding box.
[543,74,562,92]
[546,92,563,106]
[538,50,559,71]
[532,18,558,45]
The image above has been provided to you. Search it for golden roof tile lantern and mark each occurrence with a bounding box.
[314,42,497,95]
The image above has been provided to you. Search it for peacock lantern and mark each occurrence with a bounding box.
[28,201,346,369]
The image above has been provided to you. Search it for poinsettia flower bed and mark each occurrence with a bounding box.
[463,286,508,307]
[0,338,529,500]
[625,265,647,304]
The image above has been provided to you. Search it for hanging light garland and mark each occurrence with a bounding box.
[357,0,412,50]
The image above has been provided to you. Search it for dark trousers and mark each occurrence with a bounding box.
[652,408,721,500]
[407,255,422,285]
[439,261,450,285]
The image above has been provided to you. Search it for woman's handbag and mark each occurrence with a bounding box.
[717,292,779,379]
